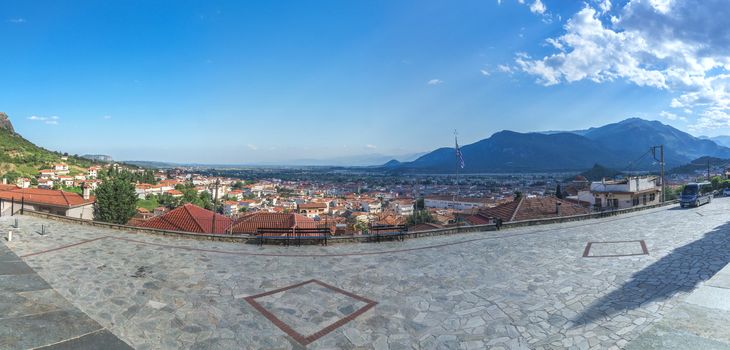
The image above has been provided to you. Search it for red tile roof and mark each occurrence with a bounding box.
[0,184,94,208]
[477,197,590,222]
[135,203,232,234]
[298,202,327,209]
[229,212,318,234]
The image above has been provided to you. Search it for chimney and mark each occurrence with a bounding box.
[555,201,561,215]
[82,183,90,200]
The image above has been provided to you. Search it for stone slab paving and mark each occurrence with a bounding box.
[2,199,730,349]
[626,263,730,349]
[0,238,132,350]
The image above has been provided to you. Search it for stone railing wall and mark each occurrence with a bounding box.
[20,200,678,245]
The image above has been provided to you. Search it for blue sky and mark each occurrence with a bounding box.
[2,0,728,163]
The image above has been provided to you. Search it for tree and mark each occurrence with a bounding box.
[94,177,138,224]
[555,184,563,199]
[415,198,425,210]
[407,210,434,225]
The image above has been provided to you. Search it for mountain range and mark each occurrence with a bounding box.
[385,118,730,173]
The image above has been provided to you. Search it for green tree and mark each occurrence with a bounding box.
[407,210,434,225]
[94,177,138,224]
[555,184,563,199]
[415,198,425,210]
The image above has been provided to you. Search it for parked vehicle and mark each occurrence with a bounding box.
[723,188,730,197]
[679,182,713,207]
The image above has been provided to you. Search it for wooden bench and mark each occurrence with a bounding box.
[255,227,330,246]
[291,227,330,246]
[368,224,408,243]
[255,228,294,246]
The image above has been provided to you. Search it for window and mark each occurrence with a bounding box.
[649,193,655,201]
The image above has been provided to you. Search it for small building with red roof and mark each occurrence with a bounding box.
[0,184,95,219]
[134,203,232,234]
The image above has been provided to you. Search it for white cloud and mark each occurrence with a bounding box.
[595,0,612,13]
[497,64,515,74]
[102,115,112,120]
[247,144,258,151]
[8,18,25,24]
[530,0,546,14]
[660,111,679,120]
[365,144,377,149]
[480,69,491,76]
[514,0,730,131]
[28,115,60,125]
[427,79,443,85]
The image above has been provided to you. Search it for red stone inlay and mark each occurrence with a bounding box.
[582,239,649,258]
[244,279,377,346]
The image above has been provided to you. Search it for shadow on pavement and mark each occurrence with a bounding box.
[573,220,730,326]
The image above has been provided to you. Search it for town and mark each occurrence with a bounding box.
[3,156,730,237]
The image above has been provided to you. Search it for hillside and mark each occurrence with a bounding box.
[389,118,730,173]
[0,112,97,180]
[668,156,730,175]
[393,131,626,173]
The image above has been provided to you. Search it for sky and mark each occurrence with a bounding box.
[2,0,730,164]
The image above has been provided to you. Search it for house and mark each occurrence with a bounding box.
[166,189,183,198]
[58,176,75,187]
[88,166,100,178]
[223,201,239,216]
[15,178,31,189]
[53,163,69,175]
[39,169,56,179]
[228,212,320,234]
[361,200,383,214]
[390,199,414,216]
[297,202,328,218]
[38,179,54,189]
[590,176,661,210]
[228,190,244,201]
[0,184,95,219]
[467,196,590,223]
[134,203,232,234]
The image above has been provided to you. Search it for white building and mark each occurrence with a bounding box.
[590,176,662,210]
[424,196,487,211]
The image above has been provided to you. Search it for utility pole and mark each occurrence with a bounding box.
[708,159,711,181]
[651,145,665,203]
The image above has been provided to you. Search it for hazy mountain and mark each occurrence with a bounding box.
[700,135,730,148]
[388,118,730,173]
[392,131,626,173]
[581,118,730,167]
[125,152,426,168]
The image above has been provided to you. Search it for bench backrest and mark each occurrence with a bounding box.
[370,225,408,233]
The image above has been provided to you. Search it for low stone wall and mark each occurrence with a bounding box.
[19,200,678,245]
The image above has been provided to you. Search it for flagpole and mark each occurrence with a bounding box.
[454,130,459,202]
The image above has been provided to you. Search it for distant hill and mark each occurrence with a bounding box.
[391,131,626,173]
[387,118,730,173]
[577,164,623,181]
[0,112,97,180]
[82,154,113,163]
[668,156,730,175]
[701,135,730,148]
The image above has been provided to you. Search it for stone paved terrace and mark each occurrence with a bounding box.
[2,199,730,349]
